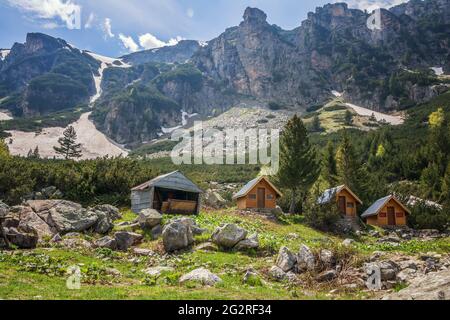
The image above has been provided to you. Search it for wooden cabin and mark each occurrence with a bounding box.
[362,195,410,227]
[233,176,282,210]
[131,171,203,215]
[317,185,362,217]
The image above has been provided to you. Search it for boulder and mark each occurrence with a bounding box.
[297,244,316,272]
[271,206,284,217]
[276,246,297,272]
[133,248,154,256]
[162,219,194,252]
[62,238,92,249]
[114,231,143,251]
[5,227,38,249]
[316,270,338,282]
[243,268,263,285]
[92,212,114,235]
[150,224,162,240]
[212,224,247,248]
[138,209,162,229]
[94,236,117,250]
[383,268,450,300]
[179,268,222,286]
[234,233,259,251]
[364,260,399,281]
[269,266,288,281]
[16,206,53,240]
[51,233,62,242]
[91,204,121,221]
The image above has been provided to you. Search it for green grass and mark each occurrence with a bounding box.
[0,208,448,300]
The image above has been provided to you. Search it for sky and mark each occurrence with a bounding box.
[0,0,408,57]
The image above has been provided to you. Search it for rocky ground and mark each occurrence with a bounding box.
[0,198,449,300]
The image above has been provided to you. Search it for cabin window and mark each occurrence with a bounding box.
[249,194,257,200]
[396,212,403,218]
[379,212,387,218]
[347,202,354,208]
[267,194,274,200]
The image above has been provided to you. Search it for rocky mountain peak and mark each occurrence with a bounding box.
[24,33,68,55]
[242,7,267,25]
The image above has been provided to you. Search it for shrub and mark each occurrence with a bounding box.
[408,203,449,232]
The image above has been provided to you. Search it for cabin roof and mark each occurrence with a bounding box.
[361,195,411,218]
[233,176,283,200]
[317,185,363,205]
[131,171,203,194]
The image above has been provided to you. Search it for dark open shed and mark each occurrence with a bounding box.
[131,171,203,215]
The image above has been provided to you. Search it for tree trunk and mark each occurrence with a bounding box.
[289,189,297,214]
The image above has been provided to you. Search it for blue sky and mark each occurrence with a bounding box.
[0,0,406,57]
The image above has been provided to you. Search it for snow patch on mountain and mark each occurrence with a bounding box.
[431,67,444,76]
[0,49,10,60]
[345,103,404,125]
[0,110,13,121]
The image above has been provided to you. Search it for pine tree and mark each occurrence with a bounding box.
[336,130,360,191]
[344,110,353,126]
[311,115,322,132]
[276,115,319,214]
[322,141,338,187]
[53,126,82,160]
[33,146,40,159]
[0,138,10,159]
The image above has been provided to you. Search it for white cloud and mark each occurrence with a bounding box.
[345,0,408,12]
[7,0,81,29]
[84,12,95,29]
[102,17,115,38]
[118,34,139,52]
[186,8,194,18]
[139,33,184,50]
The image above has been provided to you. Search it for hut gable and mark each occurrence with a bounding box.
[233,176,282,210]
[317,185,362,217]
[362,195,411,227]
[317,185,362,205]
[131,171,203,215]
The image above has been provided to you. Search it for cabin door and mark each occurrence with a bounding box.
[338,196,346,215]
[387,207,396,225]
[257,188,266,209]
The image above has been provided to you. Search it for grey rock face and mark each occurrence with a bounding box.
[234,233,259,251]
[94,236,117,250]
[212,224,247,248]
[297,244,316,272]
[162,219,194,252]
[4,227,38,249]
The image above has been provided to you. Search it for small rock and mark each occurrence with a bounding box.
[212,224,247,248]
[94,236,117,250]
[62,238,92,249]
[138,209,162,229]
[51,233,62,242]
[319,249,335,267]
[179,268,222,286]
[269,266,288,281]
[342,239,355,247]
[150,224,162,240]
[234,233,259,251]
[114,231,143,251]
[276,246,296,272]
[195,242,218,252]
[133,248,154,256]
[297,244,315,272]
[162,219,194,252]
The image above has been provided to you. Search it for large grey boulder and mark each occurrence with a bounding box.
[114,231,143,251]
[91,204,121,221]
[162,219,194,252]
[90,204,121,234]
[364,260,399,281]
[138,209,162,229]
[383,268,450,300]
[179,268,222,286]
[297,244,316,272]
[234,233,259,251]
[5,227,38,249]
[204,190,227,208]
[319,249,335,267]
[212,224,247,248]
[276,246,297,272]
[16,206,53,239]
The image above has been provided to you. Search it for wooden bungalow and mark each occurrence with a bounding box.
[131,171,203,215]
[361,195,411,227]
[317,185,362,217]
[233,176,283,210]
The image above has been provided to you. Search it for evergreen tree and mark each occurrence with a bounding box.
[33,146,40,159]
[344,110,353,126]
[336,130,360,191]
[276,115,319,214]
[322,141,338,187]
[311,115,322,132]
[0,138,10,159]
[53,126,82,160]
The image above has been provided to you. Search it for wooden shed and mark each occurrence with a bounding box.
[131,171,203,215]
[361,195,411,227]
[233,176,282,210]
[318,185,362,217]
